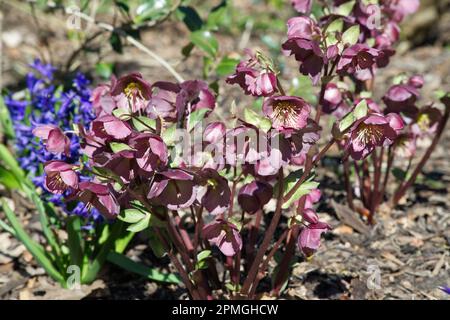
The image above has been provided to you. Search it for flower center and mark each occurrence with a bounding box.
[124,82,143,98]
[355,123,384,146]
[207,178,218,189]
[273,101,299,127]
[417,113,430,131]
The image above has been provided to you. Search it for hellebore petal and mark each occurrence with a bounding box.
[204,122,226,144]
[238,180,273,214]
[290,0,312,14]
[197,169,231,215]
[298,222,331,257]
[44,161,78,194]
[263,96,311,132]
[110,72,152,99]
[202,219,242,257]
[92,115,133,140]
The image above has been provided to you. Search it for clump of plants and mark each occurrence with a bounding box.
[9,0,449,299]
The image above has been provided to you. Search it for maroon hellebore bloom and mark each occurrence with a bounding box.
[237,180,273,214]
[176,80,216,118]
[226,50,277,97]
[411,105,442,136]
[44,161,78,194]
[147,81,179,123]
[33,125,71,156]
[202,219,242,257]
[382,84,420,115]
[110,72,152,100]
[345,113,404,160]
[203,122,226,144]
[197,169,231,215]
[129,133,168,173]
[337,44,379,81]
[298,221,331,257]
[382,0,420,23]
[282,17,324,83]
[290,0,312,14]
[263,96,311,132]
[147,169,197,210]
[91,84,116,116]
[75,181,120,219]
[91,115,133,140]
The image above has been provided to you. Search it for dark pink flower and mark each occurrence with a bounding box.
[110,72,152,100]
[290,0,312,14]
[282,17,324,83]
[91,115,133,140]
[289,120,321,165]
[197,169,231,215]
[304,188,321,209]
[394,133,417,158]
[91,84,116,116]
[226,50,277,97]
[382,84,420,114]
[33,125,70,156]
[177,80,216,117]
[75,182,120,219]
[263,96,311,132]
[382,0,420,23]
[44,161,78,194]
[202,219,242,257]
[129,133,168,172]
[411,105,442,136]
[148,81,179,122]
[203,122,226,144]
[298,221,331,257]
[408,75,424,89]
[238,180,273,214]
[337,44,379,81]
[147,169,197,210]
[345,113,404,160]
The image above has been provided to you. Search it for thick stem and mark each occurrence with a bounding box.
[392,104,450,206]
[240,169,284,296]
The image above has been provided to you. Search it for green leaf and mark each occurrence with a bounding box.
[177,6,203,31]
[119,208,147,224]
[135,0,172,24]
[107,252,181,284]
[206,1,229,30]
[112,108,131,121]
[354,99,368,119]
[392,167,407,181]
[327,18,344,33]
[109,32,123,54]
[0,144,27,186]
[216,56,240,77]
[187,108,210,132]
[336,0,355,16]
[0,96,15,140]
[132,116,156,131]
[277,170,320,209]
[1,199,65,285]
[66,215,84,268]
[339,112,356,132]
[126,214,151,233]
[197,250,211,262]
[148,231,166,258]
[109,142,135,153]
[0,165,21,190]
[243,108,272,132]
[95,62,114,79]
[342,25,360,46]
[161,123,177,146]
[190,30,218,58]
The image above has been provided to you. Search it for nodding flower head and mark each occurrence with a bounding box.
[44,161,78,194]
[110,72,152,100]
[196,169,231,215]
[238,180,273,214]
[202,218,242,257]
[383,83,420,115]
[75,182,120,220]
[337,44,379,81]
[32,125,71,156]
[263,96,311,133]
[226,50,277,97]
[298,221,331,257]
[346,113,404,160]
[411,105,442,136]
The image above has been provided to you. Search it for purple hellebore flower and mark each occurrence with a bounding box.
[263,96,312,132]
[290,0,312,14]
[408,75,424,89]
[382,84,420,114]
[91,115,133,140]
[75,181,120,219]
[202,219,242,257]
[148,81,180,123]
[411,105,442,136]
[147,169,197,210]
[337,44,379,81]
[305,188,321,209]
[32,125,71,156]
[322,83,344,114]
[394,133,417,159]
[129,133,168,173]
[226,50,277,97]
[203,121,226,144]
[237,180,273,214]
[289,119,321,165]
[196,169,231,215]
[91,84,116,116]
[346,112,404,160]
[110,72,152,100]
[298,221,331,257]
[282,17,324,83]
[44,161,78,194]
[177,80,216,117]
[382,0,420,23]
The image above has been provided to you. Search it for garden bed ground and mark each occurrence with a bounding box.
[0,1,449,300]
